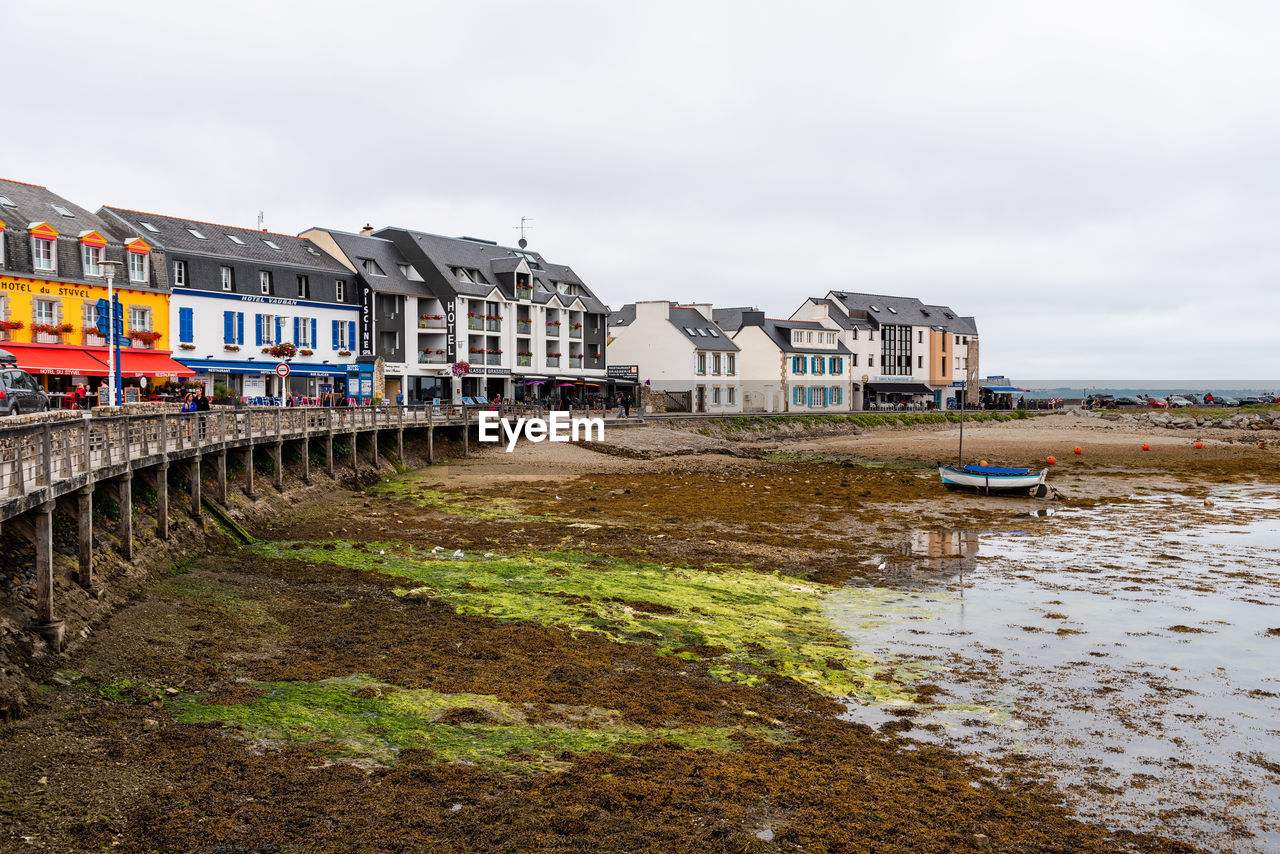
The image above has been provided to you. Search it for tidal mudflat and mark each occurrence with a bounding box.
[0,415,1274,852]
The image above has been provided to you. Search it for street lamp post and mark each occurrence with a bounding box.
[100,260,122,406]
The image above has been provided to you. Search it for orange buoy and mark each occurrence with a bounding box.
[1073,447,1082,455]
[1141,444,1150,451]
[1046,456,1057,465]
[979,459,989,467]
[1194,442,1203,449]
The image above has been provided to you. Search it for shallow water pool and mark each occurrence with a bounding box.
[829,483,1280,852]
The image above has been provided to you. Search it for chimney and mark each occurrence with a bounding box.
[360,223,374,236]
[811,301,829,320]
[740,310,765,327]
[692,303,713,320]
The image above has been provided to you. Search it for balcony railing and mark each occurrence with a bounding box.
[486,353,502,365]
[516,320,531,335]
[546,356,560,368]
[418,317,446,329]
[545,323,561,335]
[517,354,531,367]
[467,317,483,330]
[419,352,447,364]
[84,332,106,347]
[34,332,61,345]
[568,355,583,367]
[569,327,582,339]
[486,319,501,332]
[516,287,532,300]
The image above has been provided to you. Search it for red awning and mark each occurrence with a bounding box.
[117,350,195,378]
[1,343,111,376]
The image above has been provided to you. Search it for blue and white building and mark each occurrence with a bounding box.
[100,207,359,399]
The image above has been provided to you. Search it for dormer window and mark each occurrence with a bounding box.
[361,258,387,277]
[30,223,58,272]
[128,251,148,283]
[80,231,108,277]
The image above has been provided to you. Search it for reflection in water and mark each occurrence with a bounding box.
[834,486,1280,854]
[904,529,980,562]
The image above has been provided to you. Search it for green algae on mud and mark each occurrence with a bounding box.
[365,479,540,520]
[174,674,783,772]
[248,542,934,704]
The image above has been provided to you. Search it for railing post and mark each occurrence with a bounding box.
[159,413,168,458]
[82,417,91,477]
[42,423,53,486]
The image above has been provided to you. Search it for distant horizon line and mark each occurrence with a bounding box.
[1019,379,1279,387]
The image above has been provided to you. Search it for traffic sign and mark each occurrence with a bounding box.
[94,296,124,336]
[274,362,291,378]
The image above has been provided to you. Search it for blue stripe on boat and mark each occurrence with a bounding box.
[961,465,1030,475]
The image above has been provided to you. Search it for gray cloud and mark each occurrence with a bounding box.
[5,0,1278,379]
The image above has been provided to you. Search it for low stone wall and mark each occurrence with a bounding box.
[1087,408,1280,431]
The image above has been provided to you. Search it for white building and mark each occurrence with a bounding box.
[718,310,852,413]
[607,301,742,413]
[792,292,979,409]
[100,208,358,400]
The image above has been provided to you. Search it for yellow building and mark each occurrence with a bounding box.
[0,178,189,398]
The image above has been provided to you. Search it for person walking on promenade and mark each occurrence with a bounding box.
[615,394,624,419]
[195,385,210,439]
[623,394,632,418]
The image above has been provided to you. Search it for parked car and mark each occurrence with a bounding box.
[0,368,51,416]
[1144,396,1167,408]
[1114,395,1144,407]
[1214,396,1241,407]
[1087,393,1116,409]
[1185,394,1208,405]
[1166,395,1194,408]
[1260,394,1277,404]
[1238,396,1264,406]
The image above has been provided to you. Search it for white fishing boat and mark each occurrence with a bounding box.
[941,373,1050,497]
[938,463,1050,496]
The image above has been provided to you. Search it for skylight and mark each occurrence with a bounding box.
[51,204,75,217]
[188,228,207,240]
[139,221,159,232]
[944,312,954,319]
[695,328,707,336]
[684,327,696,334]
[870,305,880,312]
[262,239,282,250]
[0,195,16,208]
[226,234,246,245]
[887,306,897,314]
[707,328,720,337]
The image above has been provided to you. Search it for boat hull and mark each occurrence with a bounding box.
[938,465,1049,496]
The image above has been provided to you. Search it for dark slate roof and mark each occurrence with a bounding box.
[750,319,852,355]
[383,229,608,312]
[100,207,350,274]
[667,306,738,351]
[809,298,874,330]
[0,178,119,238]
[313,229,426,297]
[919,304,979,336]
[710,306,758,333]
[829,291,937,328]
[609,304,636,327]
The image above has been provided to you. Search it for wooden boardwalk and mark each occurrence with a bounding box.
[0,403,548,649]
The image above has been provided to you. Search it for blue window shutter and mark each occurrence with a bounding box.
[293,317,300,345]
[348,321,355,350]
[311,318,317,348]
[332,319,340,347]
[223,310,233,344]
[255,314,263,346]
[179,307,193,343]
[237,313,245,345]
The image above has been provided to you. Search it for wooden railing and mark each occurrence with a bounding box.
[0,403,551,519]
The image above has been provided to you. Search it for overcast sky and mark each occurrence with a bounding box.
[6,1,1279,380]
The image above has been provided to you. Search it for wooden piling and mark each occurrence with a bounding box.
[76,485,94,591]
[117,471,133,561]
[189,456,202,520]
[217,450,228,504]
[244,447,256,498]
[153,462,170,540]
[272,441,284,489]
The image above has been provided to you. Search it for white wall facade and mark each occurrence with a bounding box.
[608,301,742,413]
[171,289,357,398]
